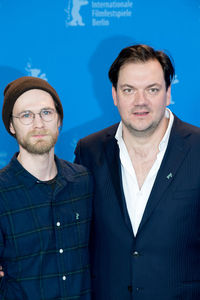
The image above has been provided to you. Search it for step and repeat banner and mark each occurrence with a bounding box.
[0,0,199,166]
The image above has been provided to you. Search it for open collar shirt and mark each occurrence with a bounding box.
[115,109,174,236]
[0,154,92,300]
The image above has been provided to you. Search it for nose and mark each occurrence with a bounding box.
[32,113,44,128]
[134,90,148,105]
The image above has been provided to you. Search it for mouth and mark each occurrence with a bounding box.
[133,111,149,116]
[30,132,49,139]
[32,135,47,138]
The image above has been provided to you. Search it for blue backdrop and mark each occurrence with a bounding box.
[0,0,199,166]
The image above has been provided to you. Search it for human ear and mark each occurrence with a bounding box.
[9,121,16,135]
[112,86,118,106]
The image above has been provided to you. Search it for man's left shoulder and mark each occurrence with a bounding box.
[181,121,200,141]
[56,158,93,196]
[56,157,91,178]
[174,116,200,137]
[181,121,200,133]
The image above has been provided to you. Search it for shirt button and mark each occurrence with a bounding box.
[132,251,139,257]
[59,249,64,254]
[62,275,67,280]
[56,222,61,227]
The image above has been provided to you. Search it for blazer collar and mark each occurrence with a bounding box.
[103,123,123,211]
[103,123,133,233]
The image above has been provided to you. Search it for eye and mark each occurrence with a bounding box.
[148,87,160,94]
[20,111,32,119]
[41,109,54,116]
[123,88,133,94]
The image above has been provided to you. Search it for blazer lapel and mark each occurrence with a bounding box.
[137,116,191,234]
[103,127,133,233]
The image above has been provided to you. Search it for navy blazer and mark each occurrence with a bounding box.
[75,115,200,300]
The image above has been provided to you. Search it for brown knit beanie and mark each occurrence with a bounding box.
[2,76,63,136]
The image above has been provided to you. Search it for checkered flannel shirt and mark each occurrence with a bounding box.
[0,154,92,300]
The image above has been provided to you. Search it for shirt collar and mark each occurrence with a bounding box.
[115,108,174,152]
[159,108,174,151]
[8,153,69,189]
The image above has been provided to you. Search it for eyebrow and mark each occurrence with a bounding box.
[146,83,162,88]
[119,83,162,89]
[19,107,55,113]
[119,84,134,89]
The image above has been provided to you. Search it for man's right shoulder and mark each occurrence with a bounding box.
[78,123,119,146]
[74,123,119,166]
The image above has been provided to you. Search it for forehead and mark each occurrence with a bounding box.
[12,89,55,113]
[118,59,165,85]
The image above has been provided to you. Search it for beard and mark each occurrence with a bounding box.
[124,119,160,138]
[122,110,166,138]
[15,129,59,155]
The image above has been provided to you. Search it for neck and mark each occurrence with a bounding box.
[17,148,57,181]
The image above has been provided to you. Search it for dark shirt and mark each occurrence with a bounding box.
[0,154,92,300]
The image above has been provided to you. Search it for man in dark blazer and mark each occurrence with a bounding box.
[75,44,200,299]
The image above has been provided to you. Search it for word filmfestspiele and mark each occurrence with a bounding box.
[91,0,133,26]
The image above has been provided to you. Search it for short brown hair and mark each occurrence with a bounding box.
[108,44,175,90]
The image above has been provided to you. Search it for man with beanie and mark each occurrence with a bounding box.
[0,76,92,299]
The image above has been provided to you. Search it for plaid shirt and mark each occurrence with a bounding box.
[0,154,92,300]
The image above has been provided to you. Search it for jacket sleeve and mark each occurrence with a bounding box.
[74,140,82,165]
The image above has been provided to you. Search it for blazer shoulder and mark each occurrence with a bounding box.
[78,123,119,146]
[172,116,200,153]
[174,116,200,137]
[74,123,119,166]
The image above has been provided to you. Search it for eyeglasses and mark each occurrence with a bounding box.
[12,108,57,125]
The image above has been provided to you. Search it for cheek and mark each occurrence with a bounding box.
[121,101,133,113]
[152,97,167,110]
[117,102,126,113]
[50,124,60,135]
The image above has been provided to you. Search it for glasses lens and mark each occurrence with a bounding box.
[41,109,55,122]
[19,111,34,125]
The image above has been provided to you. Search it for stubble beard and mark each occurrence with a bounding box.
[123,109,166,138]
[16,130,59,155]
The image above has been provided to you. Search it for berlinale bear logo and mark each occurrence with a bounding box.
[65,0,89,26]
